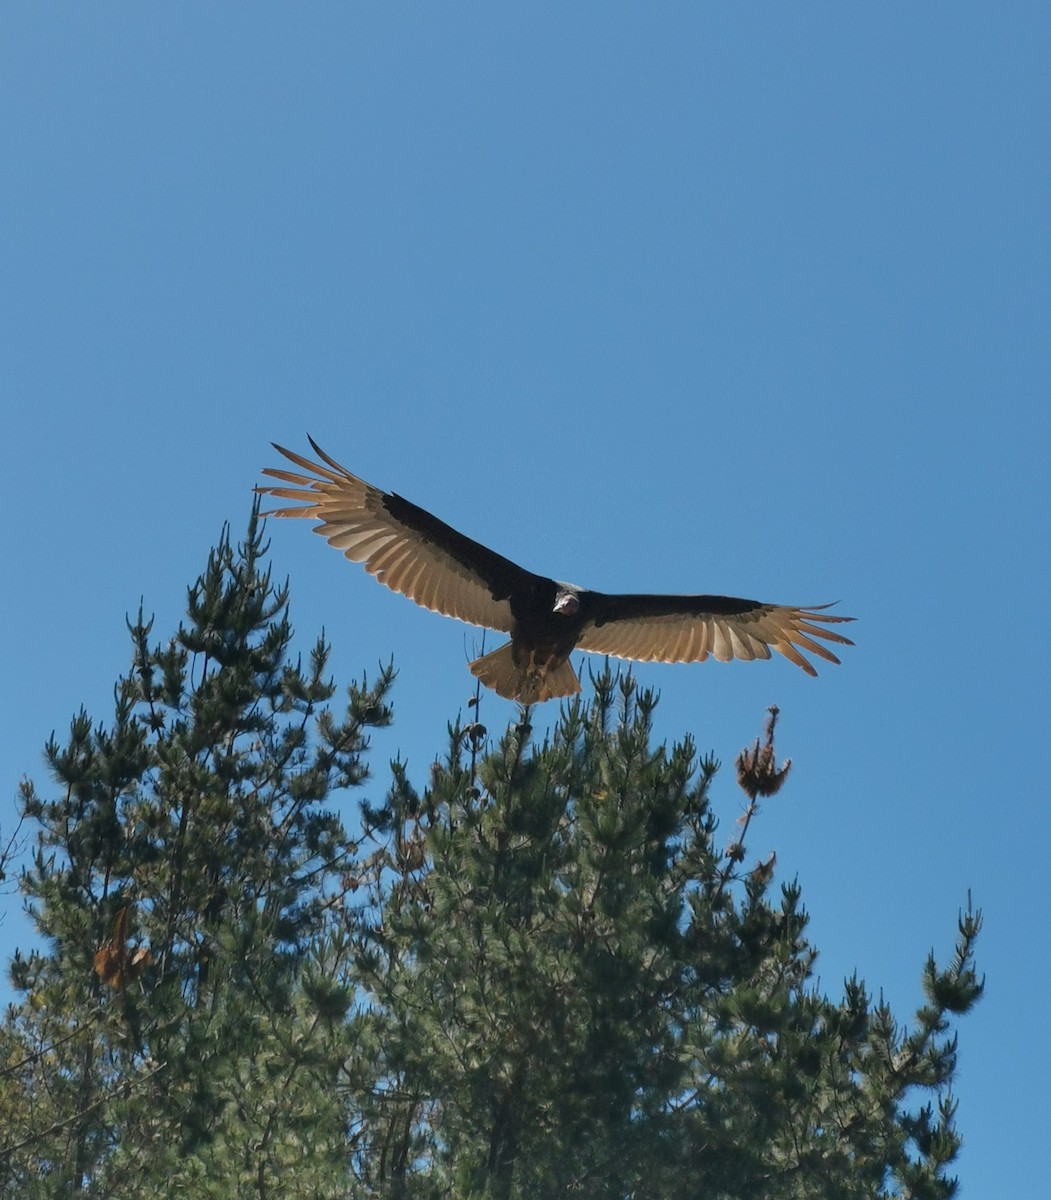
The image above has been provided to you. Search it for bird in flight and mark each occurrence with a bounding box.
[256,439,854,704]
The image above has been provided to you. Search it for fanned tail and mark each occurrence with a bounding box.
[469,643,580,704]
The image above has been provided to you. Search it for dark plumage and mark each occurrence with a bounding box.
[256,439,855,703]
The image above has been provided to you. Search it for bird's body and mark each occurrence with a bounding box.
[256,439,854,703]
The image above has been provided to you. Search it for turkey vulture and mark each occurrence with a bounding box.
[256,439,854,704]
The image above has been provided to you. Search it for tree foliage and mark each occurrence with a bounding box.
[0,511,981,1198]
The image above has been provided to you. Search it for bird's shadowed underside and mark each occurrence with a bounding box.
[469,643,581,705]
[255,438,855,703]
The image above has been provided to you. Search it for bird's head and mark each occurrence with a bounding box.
[553,588,581,618]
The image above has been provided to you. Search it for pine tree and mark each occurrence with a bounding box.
[1,511,982,1199]
[2,510,392,1197]
[357,683,982,1200]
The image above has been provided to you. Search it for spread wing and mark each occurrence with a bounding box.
[255,439,532,633]
[576,594,854,676]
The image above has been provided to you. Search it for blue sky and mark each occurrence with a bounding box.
[2,5,1047,1193]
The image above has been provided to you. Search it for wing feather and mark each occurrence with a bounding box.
[414,569,439,614]
[680,625,699,662]
[256,440,527,633]
[380,554,411,590]
[728,625,758,662]
[666,626,687,663]
[396,556,427,598]
[576,594,854,676]
[796,619,854,646]
[711,619,733,662]
[367,541,408,573]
